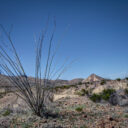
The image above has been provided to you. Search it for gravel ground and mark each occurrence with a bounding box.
[0,93,128,128]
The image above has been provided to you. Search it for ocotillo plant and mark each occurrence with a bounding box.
[0,22,71,117]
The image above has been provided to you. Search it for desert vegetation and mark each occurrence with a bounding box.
[90,89,116,102]
[0,22,72,118]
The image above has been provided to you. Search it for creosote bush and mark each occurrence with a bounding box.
[0,92,6,99]
[100,80,106,85]
[90,93,101,102]
[2,109,11,116]
[116,78,121,81]
[75,106,83,112]
[54,84,76,91]
[90,89,115,102]
[125,89,128,95]
[78,82,82,85]
[75,89,88,96]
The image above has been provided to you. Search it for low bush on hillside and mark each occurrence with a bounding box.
[80,125,88,128]
[100,80,106,85]
[85,82,90,84]
[78,82,82,85]
[75,89,88,96]
[125,89,128,94]
[90,94,101,102]
[75,106,83,112]
[116,78,121,81]
[101,89,115,100]
[90,89,116,102]
[0,92,6,99]
[2,109,11,116]
[55,84,76,91]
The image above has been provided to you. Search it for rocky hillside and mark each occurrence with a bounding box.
[82,73,104,83]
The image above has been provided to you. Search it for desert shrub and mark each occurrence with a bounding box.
[21,123,32,128]
[101,89,115,101]
[75,89,88,96]
[100,80,106,85]
[61,85,74,89]
[80,125,88,128]
[0,92,6,99]
[55,84,76,91]
[75,106,83,112]
[81,89,89,95]
[2,109,11,116]
[90,89,115,102]
[124,114,128,118]
[78,82,82,85]
[116,78,121,81]
[0,94,3,99]
[90,94,101,102]
[125,89,128,94]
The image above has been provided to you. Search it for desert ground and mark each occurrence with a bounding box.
[0,74,128,128]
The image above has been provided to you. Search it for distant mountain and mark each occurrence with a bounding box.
[0,75,69,89]
[82,74,104,83]
[69,78,84,85]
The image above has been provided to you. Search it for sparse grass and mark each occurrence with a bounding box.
[75,106,83,112]
[21,123,32,128]
[124,114,128,118]
[2,109,11,116]
[67,104,86,112]
[80,125,88,128]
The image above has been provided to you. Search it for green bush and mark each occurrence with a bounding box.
[75,106,83,112]
[101,89,115,100]
[116,78,121,81]
[2,109,11,116]
[75,89,88,96]
[85,82,90,84]
[0,92,6,99]
[100,80,106,85]
[90,89,115,102]
[125,89,128,94]
[80,125,88,128]
[125,77,128,80]
[55,84,76,91]
[0,94,3,99]
[78,82,82,85]
[81,89,88,95]
[90,94,101,102]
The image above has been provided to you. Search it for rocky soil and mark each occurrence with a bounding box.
[1,74,128,128]
[0,89,128,128]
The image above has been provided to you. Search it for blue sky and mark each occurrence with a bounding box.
[0,0,128,80]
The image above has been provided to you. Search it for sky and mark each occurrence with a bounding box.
[0,0,128,80]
